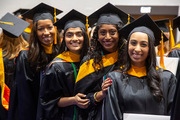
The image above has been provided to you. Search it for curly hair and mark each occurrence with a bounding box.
[28,21,61,72]
[59,28,89,61]
[87,24,126,72]
[0,33,28,59]
[122,35,163,102]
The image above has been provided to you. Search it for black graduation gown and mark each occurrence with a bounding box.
[8,50,41,120]
[169,49,180,120]
[103,69,176,120]
[74,51,119,120]
[40,55,80,120]
[0,52,15,120]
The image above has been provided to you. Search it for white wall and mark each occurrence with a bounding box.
[0,0,180,41]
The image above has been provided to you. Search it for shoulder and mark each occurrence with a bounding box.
[168,49,180,57]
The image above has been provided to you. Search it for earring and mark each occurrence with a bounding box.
[65,46,67,51]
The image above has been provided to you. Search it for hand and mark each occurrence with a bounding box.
[95,78,112,102]
[74,93,90,109]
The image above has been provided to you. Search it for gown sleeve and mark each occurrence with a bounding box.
[103,71,123,120]
[16,50,40,120]
[40,62,63,120]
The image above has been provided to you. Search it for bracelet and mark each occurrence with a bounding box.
[94,92,101,102]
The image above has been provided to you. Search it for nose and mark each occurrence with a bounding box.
[72,34,78,41]
[105,32,111,39]
[44,28,50,35]
[134,44,141,52]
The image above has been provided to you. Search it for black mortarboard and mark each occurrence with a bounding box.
[0,12,30,38]
[119,14,168,46]
[54,9,86,31]
[13,8,29,16]
[173,16,180,31]
[155,18,169,32]
[22,2,63,23]
[88,3,135,27]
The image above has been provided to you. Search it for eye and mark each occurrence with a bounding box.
[109,30,117,35]
[141,42,148,47]
[37,28,44,31]
[76,32,83,37]
[100,30,107,36]
[130,40,137,46]
[65,32,73,38]
[48,26,53,30]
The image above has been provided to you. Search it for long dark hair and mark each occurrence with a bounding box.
[28,21,61,72]
[87,24,126,72]
[59,27,89,61]
[122,34,163,102]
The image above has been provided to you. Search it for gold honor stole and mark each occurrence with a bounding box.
[48,51,80,67]
[127,65,160,78]
[173,44,180,49]
[0,48,10,110]
[76,51,118,83]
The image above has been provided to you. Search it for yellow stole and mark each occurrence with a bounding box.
[127,65,160,78]
[173,44,180,49]
[55,51,80,62]
[0,48,10,110]
[41,44,53,54]
[76,50,118,83]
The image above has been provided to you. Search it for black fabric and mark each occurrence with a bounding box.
[103,69,176,120]
[54,9,86,31]
[8,50,40,120]
[119,14,168,46]
[22,2,62,23]
[168,48,180,120]
[22,31,30,41]
[74,55,118,120]
[40,57,80,120]
[173,16,180,30]
[155,19,169,32]
[88,2,135,27]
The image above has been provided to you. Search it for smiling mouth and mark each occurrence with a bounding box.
[132,53,142,59]
[71,42,80,47]
[104,41,113,46]
[43,37,51,41]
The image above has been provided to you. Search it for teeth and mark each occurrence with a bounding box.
[71,43,79,46]
[43,37,51,40]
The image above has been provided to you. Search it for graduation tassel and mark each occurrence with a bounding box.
[86,16,90,46]
[0,21,14,25]
[54,8,57,45]
[169,20,175,49]
[160,31,166,69]
[126,14,130,25]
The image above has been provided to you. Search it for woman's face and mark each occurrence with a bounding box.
[37,19,55,47]
[65,27,84,54]
[98,24,119,52]
[128,32,149,67]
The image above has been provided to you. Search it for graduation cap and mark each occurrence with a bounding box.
[0,12,30,38]
[54,9,86,31]
[155,18,169,32]
[88,3,135,27]
[22,2,63,23]
[13,8,30,16]
[173,16,180,31]
[119,14,168,46]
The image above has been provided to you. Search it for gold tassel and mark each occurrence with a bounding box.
[0,21,14,25]
[160,31,166,69]
[86,16,90,45]
[54,8,57,44]
[126,14,130,25]
[169,20,175,49]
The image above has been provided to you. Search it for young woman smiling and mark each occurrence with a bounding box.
[39,9,89,120]
[103,14,176,120]
[8,3,62,120]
